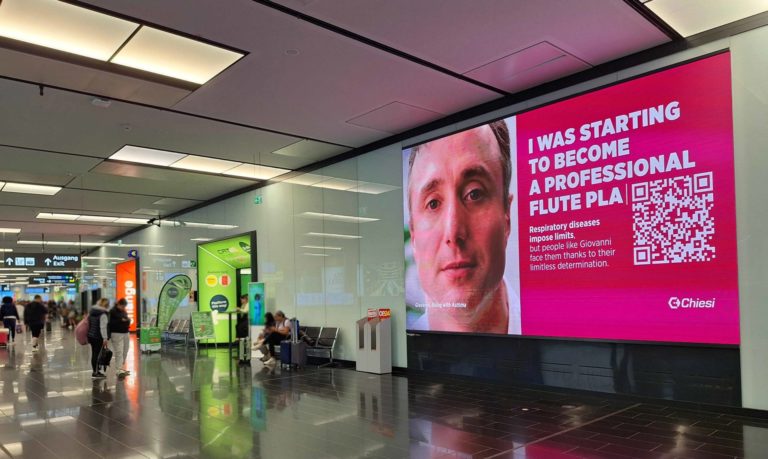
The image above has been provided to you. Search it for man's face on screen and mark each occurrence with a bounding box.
[409,125,511,309]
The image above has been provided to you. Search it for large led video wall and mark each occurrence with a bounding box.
[403,52,739,344]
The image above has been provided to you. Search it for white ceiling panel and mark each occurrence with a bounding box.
[72,0,499,147]
[83,166,254,201]
[273,0,671,71]
[0,77,304,161]
[0,145,100,186]
[0,48,192,107]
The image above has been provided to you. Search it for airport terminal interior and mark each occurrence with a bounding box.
[0,1,767,458]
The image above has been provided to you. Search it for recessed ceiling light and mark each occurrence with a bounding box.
[111,26,243,84]
[0,228,21,234]
[312,178,358,191]
[647,0,768,37]
[110,145,187,167]
[3,183,61,195]
[182,222,238,229]
[37,213,80,221]
[306,232,362,240]
[77,215,119,223]
[299,212,379,223]
[224,164,290,180]
[0,0,139,61]
[284,174,324,186]
[170,155,240,174]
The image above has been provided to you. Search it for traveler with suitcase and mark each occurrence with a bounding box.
[259,310,291,365]
[0,296,19,344]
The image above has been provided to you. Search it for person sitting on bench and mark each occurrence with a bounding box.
[259,310,291,364]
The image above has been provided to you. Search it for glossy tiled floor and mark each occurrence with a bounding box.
[0,328,765,458]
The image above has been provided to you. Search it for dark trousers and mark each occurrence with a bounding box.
[29,323,43,338]
[264,332,288,356]
[88,337,103,373]
[2,319,15,341]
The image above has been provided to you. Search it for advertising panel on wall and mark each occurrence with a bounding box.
[197,234,255,343]
[115,259,139,332]
[403,52,739,345]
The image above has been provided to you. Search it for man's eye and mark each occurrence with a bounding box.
[465,188,484,201]
[426,199,439,210]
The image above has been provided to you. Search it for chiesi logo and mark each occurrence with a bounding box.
[668,297,716,309]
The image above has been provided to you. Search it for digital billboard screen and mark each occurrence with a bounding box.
[403,53,738,344]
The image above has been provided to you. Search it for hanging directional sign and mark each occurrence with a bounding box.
[2,253,80,269]
[28,273,77,285]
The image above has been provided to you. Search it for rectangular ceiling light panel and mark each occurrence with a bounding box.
[114,217,148,225]
[77,215,119,222]
[170,155,240,174]
[37,213,79,220]
[0,228,21,234]
[110,145,187,166]
[3,183,61,195]
[111,26,243,84]
[0,0,139,61]
[225,164,290,180]
[647,0,768,36]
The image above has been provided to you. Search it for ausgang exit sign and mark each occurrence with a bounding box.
[2,253,80,268]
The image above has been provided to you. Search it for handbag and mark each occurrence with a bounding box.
[98,346,113,368]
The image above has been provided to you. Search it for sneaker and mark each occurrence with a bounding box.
[259,353,270,362]
[264,357,277,365]
[117,371,127,379]
[92,372,106,379]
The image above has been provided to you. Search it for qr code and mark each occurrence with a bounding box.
[631,172,715,265]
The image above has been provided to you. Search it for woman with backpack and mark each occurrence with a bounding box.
[87,299,110,378]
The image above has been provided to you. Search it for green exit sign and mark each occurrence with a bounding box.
[253,195,263,205]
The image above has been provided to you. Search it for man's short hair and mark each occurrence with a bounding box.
[117,298,128,306]
[33,295,42,301]
[407,120,511,212]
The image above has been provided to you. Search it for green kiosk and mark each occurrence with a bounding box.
[196,232,256,345]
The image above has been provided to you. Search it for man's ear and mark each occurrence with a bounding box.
[504,194,513,239]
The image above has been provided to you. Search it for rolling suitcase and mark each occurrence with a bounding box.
[0,329,8,346]
[45,321,52,332]
[279,340,292,368]
[291,341,307,368]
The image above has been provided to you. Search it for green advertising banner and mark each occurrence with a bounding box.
[191,312,216,341]
[248,282,265,326]
[157,274,192,331]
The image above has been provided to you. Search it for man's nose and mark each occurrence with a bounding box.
[444,197,468,246]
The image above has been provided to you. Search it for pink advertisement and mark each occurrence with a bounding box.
[404,52,739,345]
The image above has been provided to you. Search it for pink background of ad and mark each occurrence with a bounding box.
[516,53,739,344]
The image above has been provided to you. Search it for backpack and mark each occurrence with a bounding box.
[75,318,89,345]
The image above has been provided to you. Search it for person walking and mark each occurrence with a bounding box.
[108,298,131,378]
[24,295,47,351]
[87,299,109,378]
[0,297,19,344]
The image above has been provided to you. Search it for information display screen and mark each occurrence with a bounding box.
[403,53,739,344]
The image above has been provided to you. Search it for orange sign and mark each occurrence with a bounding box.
[116,259,138,332]
[378,308,391,319]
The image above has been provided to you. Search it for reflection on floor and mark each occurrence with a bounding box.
[0,328,764,458]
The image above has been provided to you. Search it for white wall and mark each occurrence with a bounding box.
[89,24,768,409]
